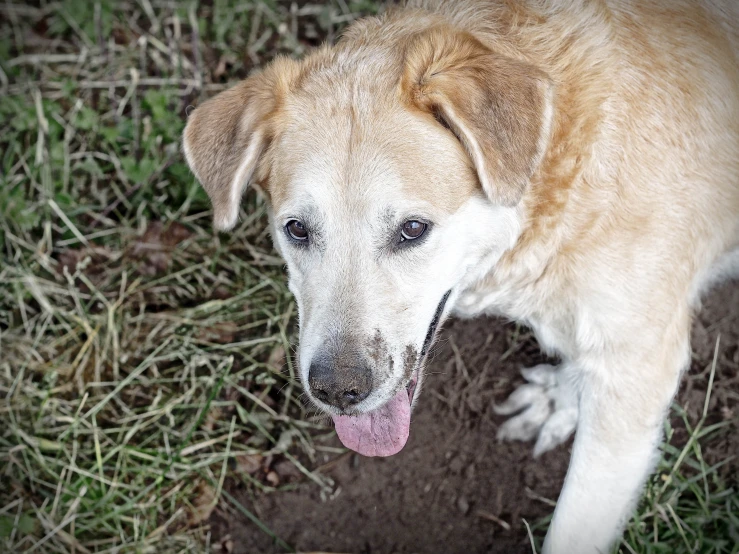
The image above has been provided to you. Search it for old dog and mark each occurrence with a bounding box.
[182,1,739,551]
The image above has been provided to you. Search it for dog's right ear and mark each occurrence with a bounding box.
[183,58,299,231]
[402,27,553,206]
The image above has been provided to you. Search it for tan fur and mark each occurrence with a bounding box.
[401,26,553,205]
[183,57,300,229]
[183,1,739,551]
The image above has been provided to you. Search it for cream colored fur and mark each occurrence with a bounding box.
[182,1,739,552]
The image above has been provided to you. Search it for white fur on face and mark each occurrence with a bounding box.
[270,103,522,414]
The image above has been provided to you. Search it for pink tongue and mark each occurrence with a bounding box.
[332,388,411,457]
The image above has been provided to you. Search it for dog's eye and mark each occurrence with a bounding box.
[400,220,427,241]
[286,220,308,241]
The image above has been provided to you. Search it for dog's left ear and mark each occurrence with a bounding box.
[402,27,553,206]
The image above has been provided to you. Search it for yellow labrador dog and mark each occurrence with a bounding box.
[183,1,739,552]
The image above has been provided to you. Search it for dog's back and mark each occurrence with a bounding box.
[431,0,739,323]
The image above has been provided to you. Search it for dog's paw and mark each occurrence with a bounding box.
[493,364,578,457]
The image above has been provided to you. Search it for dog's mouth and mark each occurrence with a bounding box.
[332,291,451,457]
[405,370,419,403]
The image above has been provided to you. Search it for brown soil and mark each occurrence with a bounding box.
[214,281,738,554]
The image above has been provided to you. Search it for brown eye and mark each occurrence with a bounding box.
[286,220,308,241]
[401,220,427,241]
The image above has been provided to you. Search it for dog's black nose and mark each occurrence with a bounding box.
[308,358,372,411]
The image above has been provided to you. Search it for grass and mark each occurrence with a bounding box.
[0,0,736,553]
[524,339,738,554]
[0,0,373,551]
[618,341,739,554]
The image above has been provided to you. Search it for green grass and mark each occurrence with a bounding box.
[618,345,738,554]
[525,341,738,554]
[0,1,736,553]
[0,0,373,551]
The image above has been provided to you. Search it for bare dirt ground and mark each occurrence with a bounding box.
[214,281,738,554]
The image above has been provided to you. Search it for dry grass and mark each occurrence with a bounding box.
[0,0,374,551]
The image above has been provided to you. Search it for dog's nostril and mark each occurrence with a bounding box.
[343,389,359,402]
[342,387,369,405]
[313,388,330,403]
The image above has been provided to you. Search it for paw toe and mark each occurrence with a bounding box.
[496,396,552,442]
[493,383,547,416]
[532,407,578,457]
[520,364,558,387]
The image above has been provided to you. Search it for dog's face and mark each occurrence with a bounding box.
[183,26,552,456]
[268,97,524,455]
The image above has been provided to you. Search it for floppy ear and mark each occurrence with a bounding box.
[182,58,298,230]
[402,27,553,206]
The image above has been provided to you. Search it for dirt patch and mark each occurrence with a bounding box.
[214,282,738,553]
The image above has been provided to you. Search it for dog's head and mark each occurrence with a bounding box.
[183,25,552,456]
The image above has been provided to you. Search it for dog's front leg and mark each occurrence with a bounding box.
[542,347,685,554]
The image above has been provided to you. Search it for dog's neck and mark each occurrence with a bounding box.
[449,6,619,320]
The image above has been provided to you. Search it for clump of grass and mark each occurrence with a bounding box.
[620,421,738,554]
[0,0,377,551]
[619,340,738,554]
[0,209,316,551]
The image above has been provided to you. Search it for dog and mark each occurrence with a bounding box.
[182,1,739,551]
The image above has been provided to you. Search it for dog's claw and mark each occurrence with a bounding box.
[495,364,578,455]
